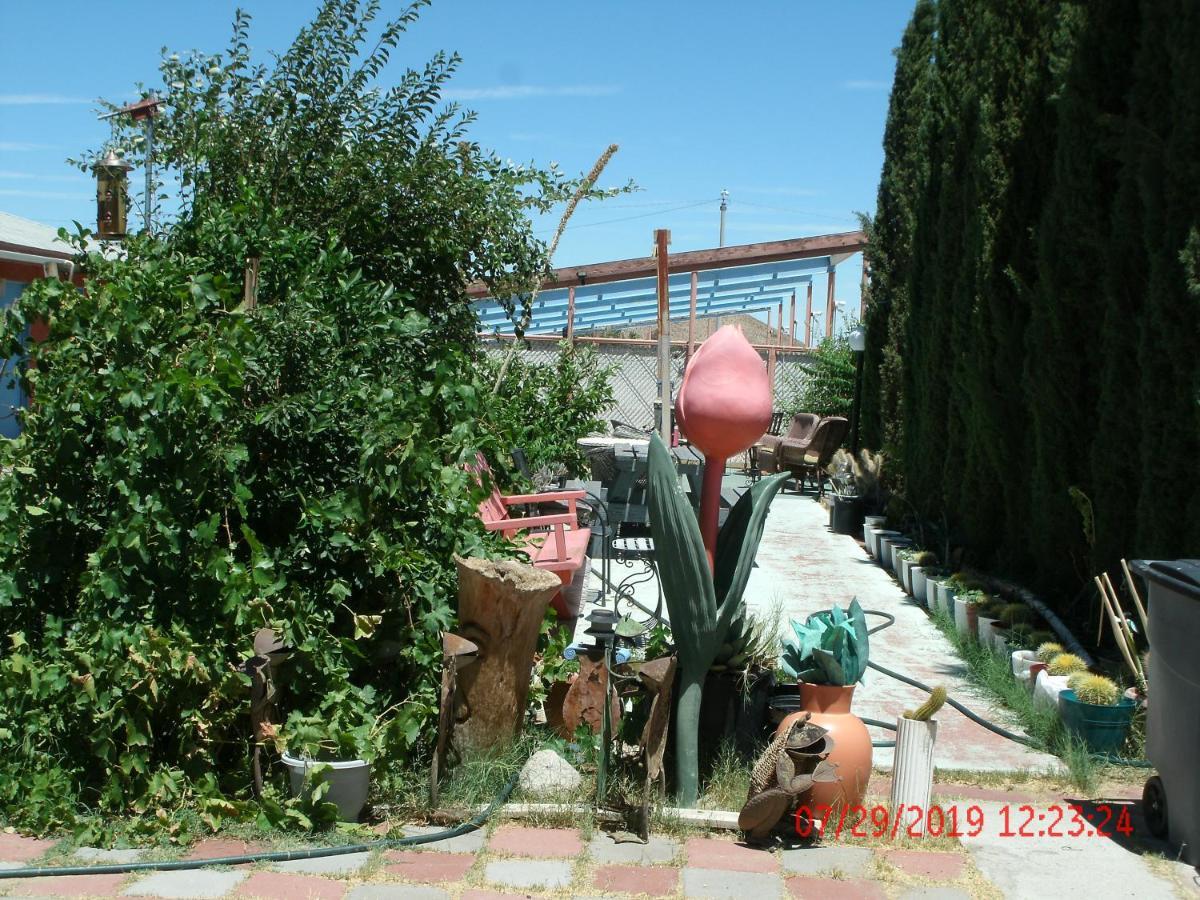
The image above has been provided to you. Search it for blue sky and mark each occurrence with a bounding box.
[0,0,913,329]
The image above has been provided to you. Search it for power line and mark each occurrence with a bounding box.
[535,198,716,235]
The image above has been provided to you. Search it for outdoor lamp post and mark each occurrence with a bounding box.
[92,150,134,240]
[848,323,866,452]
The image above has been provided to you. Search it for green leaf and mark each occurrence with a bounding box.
[24,506,48,516]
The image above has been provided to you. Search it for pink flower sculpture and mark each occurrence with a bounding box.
[675,325,772,566]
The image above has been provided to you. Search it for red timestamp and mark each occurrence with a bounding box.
[793,802,1135,840]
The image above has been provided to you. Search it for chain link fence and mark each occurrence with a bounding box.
[483,339,814,431]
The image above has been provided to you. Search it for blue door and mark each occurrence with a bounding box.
[0,280,28,438]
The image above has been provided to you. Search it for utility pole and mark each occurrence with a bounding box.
[719,189,728,247]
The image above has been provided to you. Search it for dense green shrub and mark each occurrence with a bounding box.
[483,342,615,480]
[782,333,856,419]
[0,0,612,837]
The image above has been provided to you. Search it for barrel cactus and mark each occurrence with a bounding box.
[646,432,789,807]
[1047,653,1088,676]
[1067,673,1120,706]
[1035,641,1064,664]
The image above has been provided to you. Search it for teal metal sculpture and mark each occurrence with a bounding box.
[780,600,871,686]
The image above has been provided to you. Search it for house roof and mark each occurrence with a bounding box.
[0,211,77,261]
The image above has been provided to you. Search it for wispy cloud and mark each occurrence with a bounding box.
[443,84,620,101]
[842,79,890,91]
[0,188,91,200]
[0,171,87,183]
[0,141,56,152]
[0,93,93,106]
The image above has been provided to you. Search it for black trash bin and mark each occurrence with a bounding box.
[1131,559,1200,866]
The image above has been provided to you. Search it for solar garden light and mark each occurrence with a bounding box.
[848,323,866,452]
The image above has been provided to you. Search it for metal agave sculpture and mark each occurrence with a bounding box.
[780,600,871,686]
[646,432,789,807]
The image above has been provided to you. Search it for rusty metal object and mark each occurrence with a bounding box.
[635,655,677,840]
[431,631,479,805]
[244,628,290,799]
[560,652,621,737]
[738,712,835,842]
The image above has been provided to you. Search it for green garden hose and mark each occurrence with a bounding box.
[0,768,520,880]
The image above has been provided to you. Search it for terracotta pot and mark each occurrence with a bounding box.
[777,683,872,812]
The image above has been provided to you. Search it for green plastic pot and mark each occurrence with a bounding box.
[1058,689,1137,754]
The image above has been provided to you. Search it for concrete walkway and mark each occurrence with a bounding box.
[583,486,1060,774]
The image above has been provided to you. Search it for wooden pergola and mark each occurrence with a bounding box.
[471,230,868,348]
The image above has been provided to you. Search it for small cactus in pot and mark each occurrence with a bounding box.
[1067,673,1121,706]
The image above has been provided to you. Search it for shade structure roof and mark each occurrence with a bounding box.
[471,231,867,336]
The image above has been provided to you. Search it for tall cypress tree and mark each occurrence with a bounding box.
[863,0,937,460]
[1026,1,1139,595]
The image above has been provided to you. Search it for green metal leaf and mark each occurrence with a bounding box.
[646,433,717,657]
[712,471,790,609]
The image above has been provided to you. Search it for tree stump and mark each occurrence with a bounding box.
[452,555,562,753]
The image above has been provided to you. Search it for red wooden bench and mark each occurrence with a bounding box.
[468,455,590,618]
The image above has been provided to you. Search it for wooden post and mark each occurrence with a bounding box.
[825,267,837,339]
[789,289,797,347]
[860,256,869,319]
[767,346,777,408]
[804,283,813,347]
[452,556,562,752]
[566,285,576,343]
[687,270,698,360]
[655,229,672,439]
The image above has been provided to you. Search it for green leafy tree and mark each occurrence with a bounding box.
[784,333,856,419]
[0,0,616,836]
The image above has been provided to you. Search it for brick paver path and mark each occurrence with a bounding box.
[0,819,1193,898]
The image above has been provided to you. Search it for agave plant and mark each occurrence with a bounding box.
[780,600,870,686]
[645,432,789,808]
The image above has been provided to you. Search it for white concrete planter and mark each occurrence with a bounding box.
[976,615,999,648]
[899,557,915,594]
[871,530,899,562]
[1011,649,1037,679]
[953,596,976,639]
[863,525,878,558]
[890,717,938,836]
[890,543,912,577]
[989,623,1011,654]
[930,580,950,614]
[281,753,371,821]
[865,515,887,530]
[1033,670,1070,712]
[911,567,929,607]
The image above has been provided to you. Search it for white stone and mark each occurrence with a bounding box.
[517,749,582,799]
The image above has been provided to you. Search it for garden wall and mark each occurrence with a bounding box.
[862,0,1200,619]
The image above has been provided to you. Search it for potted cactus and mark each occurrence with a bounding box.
[973,596,1004,648]
[952,587,986,640]
[1034,651,1088,710]
[778,600,873,810]
[1060,674,1137,753]
[896,548,918,595]
[890,687,946,836]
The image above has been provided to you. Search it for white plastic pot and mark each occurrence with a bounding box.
[870,529,896,561]
[899,557,915,594]
[1033,669,1070,712]
[864,515,887,530]
[879,535,899,570]
[281,752,371,821]
[890,716,938,836]
[989,623,1011,654]
[890,542,912,577]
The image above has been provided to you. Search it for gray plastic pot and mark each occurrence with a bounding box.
[281,752,371,821]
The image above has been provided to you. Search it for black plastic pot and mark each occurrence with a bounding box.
[830,495,864,536]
